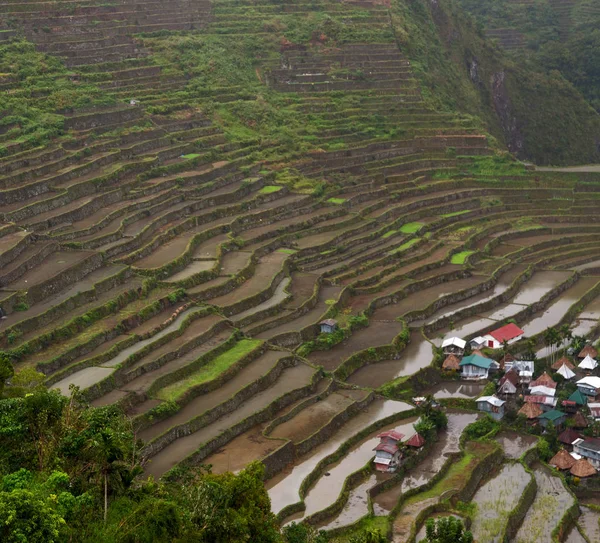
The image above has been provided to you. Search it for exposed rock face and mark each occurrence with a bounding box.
[491,70,524,157]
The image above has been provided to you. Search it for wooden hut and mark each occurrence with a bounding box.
[442,354,461,372]
[319,319,338,334]
[549,449,576,470]
[552,357,575,371]
[518,402,543,420]
[570,458,597,478]
[373,430,404,473]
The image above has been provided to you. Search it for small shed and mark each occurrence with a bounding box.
[476,395,505,420]
[498,369,519,395]
[319,319,338,334]
[518,402,543,420]
[442,336,466,355]
[442,354,461,372]
[470,336,487,350]
[552,356,575,371]
[406,433,425,449]
[570,458,597,478]
[579,354,598,371]
[460,354,494,380]
[549,449,576,470]
[558,428,581,449]
[538,409,566,430]
[579,345,599,359]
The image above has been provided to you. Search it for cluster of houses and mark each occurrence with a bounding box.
[441,323,526,381]
[472,341,600,478]
[373,428,426,473]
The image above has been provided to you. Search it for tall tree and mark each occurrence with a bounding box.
[425,516,473,543]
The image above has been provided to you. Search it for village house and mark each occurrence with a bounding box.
[319,319,338,334]
[497,352,515,370]
[573,437,600,469]
[577,376,600,397]
[498,369,519,395]
[441,337,466,356]
[573,411,589,430]
[373,430,404,473]
[482,323,525,349]
[579,345,599,360]
[562,389,588,415]
[579,354,598,371]
[556,363,576,380]
[524,395,557,411]
[588,403,600,421]
[460,354,495,380]
[538,409,566,430]
[476,395,505,420]
[558,428,581,450]
[469,336,487,350]
[571,458,597,478]
[529,385,556,398]
[552,356,575,371]
[530,372,556,389]
[504,359,534,384]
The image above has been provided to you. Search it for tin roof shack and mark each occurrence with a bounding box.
[556,364,576,380]
[442,337,466,356]
[573,437,600,469]
[538,409,566,430]
[577,376,600,398]
[524,395,557,412]
[460,354,494,380]
[373,430,404,473]
[405,433,426,449]
[562,390,588,414]
[476,396,505,420]
[319,319,338,334]
[498,369,519,396]
[530,372,556,389]
[483,323,525,349]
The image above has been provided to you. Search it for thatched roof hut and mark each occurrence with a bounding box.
[530,372,556,388]
[518,402,543,419]
[442,354,461,371]
[549,449,576,470]
[552,356,575,370]
[570,458,597,478]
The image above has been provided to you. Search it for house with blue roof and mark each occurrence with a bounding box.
[459,354,494,380]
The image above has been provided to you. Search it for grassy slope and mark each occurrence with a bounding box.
[391,0,600,165]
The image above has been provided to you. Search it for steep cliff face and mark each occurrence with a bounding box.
[392,0,600,165]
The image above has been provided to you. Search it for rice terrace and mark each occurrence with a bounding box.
[1,0,600,541]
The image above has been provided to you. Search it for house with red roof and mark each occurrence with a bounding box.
[373,430,404,472]
[483,323,525,349]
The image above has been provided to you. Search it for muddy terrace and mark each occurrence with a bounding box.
[1,0,600,538]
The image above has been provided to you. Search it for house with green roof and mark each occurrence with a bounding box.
[459,354,495,380]
[562,389,588,414]
[538,409,566,430]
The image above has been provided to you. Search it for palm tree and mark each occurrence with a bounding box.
[543,327,560,364]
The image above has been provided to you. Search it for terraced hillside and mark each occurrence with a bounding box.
[1,0,600,539]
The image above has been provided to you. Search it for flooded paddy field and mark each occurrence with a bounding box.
[470,463,531,543]
[512,465,575,543]
[494,431,538,459]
